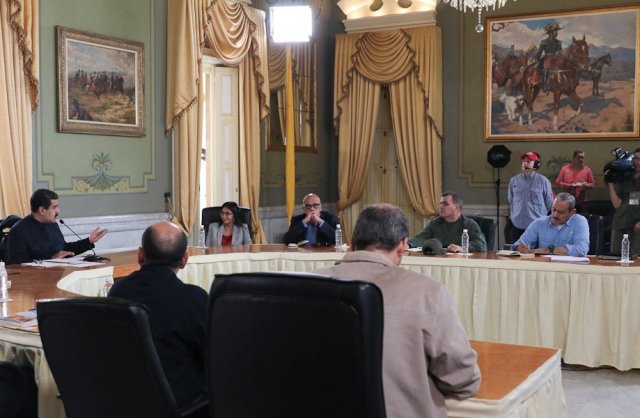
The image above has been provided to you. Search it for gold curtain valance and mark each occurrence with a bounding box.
[353,30,415,84]
[166,0,269,133]
[7,0,39,110]
[334,26,442,138]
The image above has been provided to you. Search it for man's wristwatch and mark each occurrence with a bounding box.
[548,245,555,254]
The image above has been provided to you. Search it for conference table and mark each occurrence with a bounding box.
[7,245,634,417]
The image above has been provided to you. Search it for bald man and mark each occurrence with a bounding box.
[109,221,208,408]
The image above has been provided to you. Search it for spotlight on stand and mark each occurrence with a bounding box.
[487,145,511,168]
[487,145,511,250]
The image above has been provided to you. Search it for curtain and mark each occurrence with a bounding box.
[334,26,442,236]
[166,0,269,242]
[0,0,38,217]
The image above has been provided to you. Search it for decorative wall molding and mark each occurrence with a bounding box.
[61,212,170,252]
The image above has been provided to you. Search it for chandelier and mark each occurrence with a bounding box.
[441,0,513,33]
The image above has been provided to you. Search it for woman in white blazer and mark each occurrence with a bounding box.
[205,201,252,246]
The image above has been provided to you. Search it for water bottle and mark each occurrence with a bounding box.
[199,225,206,248]
[621,234,630,263]
[102,277,114,297]
[461,229,470,255]
[0,262,8,302]
[335,224,343,252]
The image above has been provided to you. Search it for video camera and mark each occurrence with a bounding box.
[604,147,634,183]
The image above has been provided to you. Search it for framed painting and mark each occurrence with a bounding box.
[57,26,145,137]
[485,5,640,141]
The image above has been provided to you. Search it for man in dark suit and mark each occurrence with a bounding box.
[283,193,339,245]
[108,221,207,409]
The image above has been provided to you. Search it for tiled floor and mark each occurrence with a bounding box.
[563,368,640,417]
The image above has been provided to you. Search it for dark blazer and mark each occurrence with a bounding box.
[283,210,340,245]
[108,265,208,408]
[5,215,94,264]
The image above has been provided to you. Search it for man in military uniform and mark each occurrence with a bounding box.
[535,23,563,93]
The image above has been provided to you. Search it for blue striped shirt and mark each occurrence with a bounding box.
[508,172,553,229]
[513,214,590,256]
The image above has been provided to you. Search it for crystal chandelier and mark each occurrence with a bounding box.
[441,0,513,33]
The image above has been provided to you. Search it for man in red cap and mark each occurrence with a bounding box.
[508,152,553,243]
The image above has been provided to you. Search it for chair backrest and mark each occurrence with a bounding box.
[468,215,496,251]
[581,200,614,253]
[0,215,22,262]
[37,298,185,418]
[587,214,604,256]
[207,272,386,418]
[0,361,27,418]
[201,206,252,239]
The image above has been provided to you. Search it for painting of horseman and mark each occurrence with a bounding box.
[485,5,640,141]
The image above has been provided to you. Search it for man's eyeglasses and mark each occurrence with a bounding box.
[304,203,321,210]
[220,211,234,216]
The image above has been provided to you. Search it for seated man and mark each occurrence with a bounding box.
[513,192,589,256]
[5,189,107,264]
[317,204,480,418]
[283,193,339,245]
[409,192,487,252]
[109,221,208,408]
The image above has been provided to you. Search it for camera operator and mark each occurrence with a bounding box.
[608,147,640,255]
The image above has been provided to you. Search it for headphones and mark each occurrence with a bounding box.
[533,153,541,169]
[522,152,542,169]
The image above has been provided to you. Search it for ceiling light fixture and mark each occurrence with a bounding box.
[441,0,514,33]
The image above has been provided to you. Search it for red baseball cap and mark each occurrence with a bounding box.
[521,152,539,161]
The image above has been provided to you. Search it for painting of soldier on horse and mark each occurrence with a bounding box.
[484,5,639,141]
[57,27,145,137]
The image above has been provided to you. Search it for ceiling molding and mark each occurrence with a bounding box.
[338,0,437,32]
[342,10,436,32]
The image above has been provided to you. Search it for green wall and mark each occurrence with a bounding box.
[439,0,639,205]
[36,0,170,217]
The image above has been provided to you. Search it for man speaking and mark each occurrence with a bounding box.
[5,189,107,264]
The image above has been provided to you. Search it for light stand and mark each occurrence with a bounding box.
[487,145,511,249]
[270,6,312,221]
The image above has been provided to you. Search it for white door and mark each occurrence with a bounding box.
[200,62,239,213]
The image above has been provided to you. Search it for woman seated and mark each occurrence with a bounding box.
[205,201,252,246]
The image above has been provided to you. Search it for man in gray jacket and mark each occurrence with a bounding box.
[317,204,481,418]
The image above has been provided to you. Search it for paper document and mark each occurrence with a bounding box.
[22,256,103,268]
[544,255,590,263]
[0,309,38,332]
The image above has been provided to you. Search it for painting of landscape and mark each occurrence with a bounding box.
[485,5,639,141]
[57,26,145,137]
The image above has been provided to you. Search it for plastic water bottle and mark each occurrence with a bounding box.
[199,225,206,248]
[102,277,114,297]
[335,224,343,252]
[0,262,8,302]
[621,234,630,263]
[461,229,470,255]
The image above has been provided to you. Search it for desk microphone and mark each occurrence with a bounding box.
[58,219,111,262]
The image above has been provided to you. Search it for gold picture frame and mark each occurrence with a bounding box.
[485,4,640,141]
[57,26,145,137]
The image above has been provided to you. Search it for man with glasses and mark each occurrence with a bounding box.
[513,192,589,256]
[283,193,339,245]
[608,147,640,255]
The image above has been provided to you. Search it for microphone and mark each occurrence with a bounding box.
[58,219,110,262]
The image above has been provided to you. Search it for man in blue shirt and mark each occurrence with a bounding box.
[513,192,589,256]
[508,152,553,243]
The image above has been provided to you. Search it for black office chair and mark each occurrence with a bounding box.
[468,215,496,251]
[37,298,207,418]
[581,200,614,253]
[0,361,27,418]
[587,214,604,256]
[0,215,21,262]
[207,272,386,418]
[201,206,252,239]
